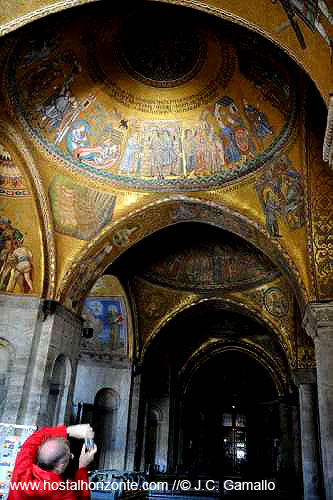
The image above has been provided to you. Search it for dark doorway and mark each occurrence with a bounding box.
[181,350,280,478]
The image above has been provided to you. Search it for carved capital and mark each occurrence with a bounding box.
[302,303,333,341]
[291,368,316,387]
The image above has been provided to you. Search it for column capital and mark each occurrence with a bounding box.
[291,368,316,387]
[302,302,333,341]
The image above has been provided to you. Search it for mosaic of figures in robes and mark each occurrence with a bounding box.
[139,228,280,292]
[0,217,33,293]
[256,155,305,237]
[8,15,296,189]
[81,298,128,357]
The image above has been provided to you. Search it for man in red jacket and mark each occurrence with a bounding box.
[8,424,97,500]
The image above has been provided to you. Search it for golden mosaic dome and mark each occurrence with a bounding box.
[5,2,297,191]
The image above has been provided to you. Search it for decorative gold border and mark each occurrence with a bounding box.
[304,82,320,300]
[0,120,56,298]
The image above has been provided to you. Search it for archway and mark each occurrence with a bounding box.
[180,350,285,478]
[59,198,308,315]
[93,388,120,469]
[47,355,72,426]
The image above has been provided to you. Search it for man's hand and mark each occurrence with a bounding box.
[67,424,94,440]
[79,442,97,469]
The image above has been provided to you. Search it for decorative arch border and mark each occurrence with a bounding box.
[0,0,329,104]
[94,387,120,410]
[57,196,308,313]
[139,295,295,369]
[48,354,72,425]
[0,120,56,298]
[177,338,287,398]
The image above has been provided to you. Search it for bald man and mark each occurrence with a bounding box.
[8,424,97,500]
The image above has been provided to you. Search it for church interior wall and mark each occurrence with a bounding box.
[73,359,132,470]
[0,0,333,498]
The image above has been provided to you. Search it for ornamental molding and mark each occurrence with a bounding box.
[291,368,316,386]
[323,95,333,166]
[303,302,333,340]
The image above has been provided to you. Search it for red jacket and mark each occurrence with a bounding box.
[8,426,90,500]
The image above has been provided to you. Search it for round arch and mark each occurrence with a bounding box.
[178,340,287,398]
[94,387,120,469]
[139,295,295,368]
[58,197,308,313]
[47,354,72,425]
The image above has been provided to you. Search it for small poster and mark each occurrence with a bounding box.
[0,424,36,500]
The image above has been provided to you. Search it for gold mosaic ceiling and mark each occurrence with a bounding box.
[4,1,297,191]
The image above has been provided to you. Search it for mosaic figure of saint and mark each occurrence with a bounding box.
[262,187,282,237]
[38,72,79,131]
[256,155,304,237]
[0,230,33,293]
[119,131,141,175]
[67,121,92,158]
[160,129,176,177]
[170,130,183,176]
[215,100,241,165]
[148,129,165,178]
[215,96,256,165]
[107,305,125,351]
[242,98,273,141]
[183,129,197,174]
[6,234,33,293]
[205,124,225,174]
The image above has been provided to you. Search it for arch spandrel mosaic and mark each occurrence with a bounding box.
[0,143,43,296]
[5,3,298,191]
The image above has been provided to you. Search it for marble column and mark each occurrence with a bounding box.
[278,400,293,476]
[125,370,142,470]
[303,303,333,500]
[292,369,321,500]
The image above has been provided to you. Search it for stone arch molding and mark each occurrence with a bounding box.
[139,296,295,370]
[0,0,331,104]
[58,196,308,312]
[177,340,287,398]
[47,354,72,426]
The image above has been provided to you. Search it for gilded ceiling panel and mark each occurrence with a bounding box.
[0,0,333,104]
[137,227,281,292]
[4,3,298,191]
